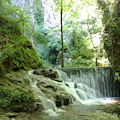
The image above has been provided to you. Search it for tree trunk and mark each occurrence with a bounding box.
[61,0,64,68]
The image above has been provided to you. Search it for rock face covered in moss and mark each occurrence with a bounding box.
[33,69,63,82]
[104,40,120,80]
[0,71,43,112]
[0,70,71,113]
[0,8,44,76]
[30,70,71,107]
[0,37,44,76]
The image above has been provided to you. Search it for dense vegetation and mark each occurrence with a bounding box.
[97,0,120,80]
[0,0,44,76]
[37,0,107,68]
[0,0,120,114]
[0,0,119,77]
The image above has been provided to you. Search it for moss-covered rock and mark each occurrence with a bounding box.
[0,70,71,113]
[33,75,70,107]
[0,37,44,77]
[0,71,43,112]
[33,69,62,82]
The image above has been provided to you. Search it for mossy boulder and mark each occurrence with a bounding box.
[33,69,62,82]
[33,75,70,107]
[0,70,71,113]
[0,71,43,112]
[0,37,44,77]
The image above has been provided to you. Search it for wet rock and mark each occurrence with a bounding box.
[52,78,62,82]
[33,70,42,75]
[5,113,19,118]
[74,82,77,88]
[55,93,70,107]
[65,83,69,87]
[56,97,69,107]
[0,70,71,114]
[46,70,58,78]
[43,85,56,90]
[64,98,70,106]
[11,118,16,120]
[0,116,10,120]
[22,78,30,85]
[33,69,60,80]
[37,82,57,91]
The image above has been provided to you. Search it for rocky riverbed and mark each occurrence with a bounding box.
[0,104,120,120]
[0,69,120,120]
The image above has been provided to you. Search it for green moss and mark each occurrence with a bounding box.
[0,88,35,112]
[0,61,6,76]
[22,78,30,85]
[0,7,44,76]
[0,38,44,76]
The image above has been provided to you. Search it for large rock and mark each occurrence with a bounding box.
[33,69,62,82]
[0,71,43,112]
[29,74,71,107]
[0,70,71,114]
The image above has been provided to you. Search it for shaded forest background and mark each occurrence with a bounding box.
[0,0,120,80]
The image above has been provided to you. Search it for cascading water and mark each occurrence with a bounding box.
[58,67,120,104]
[27,67,120,116]
[28,72,66,116]
[29,78,58,116]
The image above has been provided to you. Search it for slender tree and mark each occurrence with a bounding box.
[60,0,64,67]
[54,0,97,67]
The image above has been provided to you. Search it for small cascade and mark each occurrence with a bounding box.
[53,81,83,103]
[28,74,65,116]
[27,68,120,113]
[58,67,119,103]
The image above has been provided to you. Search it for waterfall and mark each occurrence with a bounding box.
[28,72,66,116]
[58,67,119,102]
[28,68,120,113]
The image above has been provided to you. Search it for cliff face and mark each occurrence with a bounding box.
[104,40,120,73]
[97,0,120,80]
[12,0,60,29]
[41,0,60,29]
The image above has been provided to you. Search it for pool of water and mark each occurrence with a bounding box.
[0,97,120,120]
[82,97,120,105]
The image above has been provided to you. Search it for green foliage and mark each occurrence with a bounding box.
[0,0,31,43]
[0,38,44,76]
[32,2,48,45]
[37,32,61,65]
[97,0,120,74]
[115,72,120,81]
[0,0,45,76]
[63,20,94,67]
[33,25,47,45]
[34,8,44,25]
[0,61,6,76]
[0,88,34,111]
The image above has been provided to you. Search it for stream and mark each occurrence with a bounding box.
[27,67,120,120]
[1,103,119,120]
[1,67,120,120]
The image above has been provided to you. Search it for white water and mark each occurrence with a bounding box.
[28,72,66,116]
[58,67,119,105]
[28,68,119,116]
